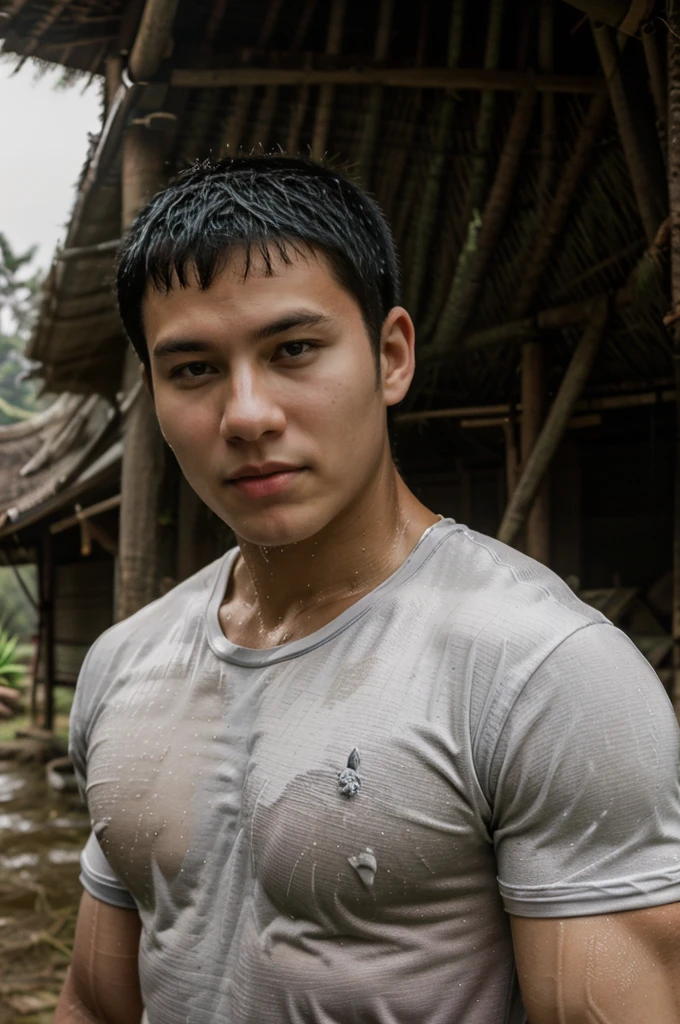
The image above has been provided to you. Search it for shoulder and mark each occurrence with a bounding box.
[429,523,606,668]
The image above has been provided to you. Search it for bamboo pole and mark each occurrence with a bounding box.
[642,24,667,156]
[517,0,555,564]
[117,126,171,621]
[429,87,537,358]
[171,66,607,94]
[503,420,520,500]
[129,0,180,82]
[466,0,505,219]
[497,297,608,547]
[311,0,346,161]
[396,385,675,424]
[510,93,610,317]
[377,0,430,223]
[593,21,667,244]
[39,531,55,731]
[404,0,465,316]
[563,0,653,33]
[448,220,669,355]
[284,0,318,153]
[220,0,284,156]
[668,0,680,717]
[521,341,550,561]
[355,0,394,186]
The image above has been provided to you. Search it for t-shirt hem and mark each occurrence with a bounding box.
[500,877,680,919]
[80,849,138,910]
[80,870,138,909]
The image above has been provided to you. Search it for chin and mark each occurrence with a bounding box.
[219,502,335,549]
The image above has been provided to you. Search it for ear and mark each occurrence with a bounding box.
[380,306,415,407]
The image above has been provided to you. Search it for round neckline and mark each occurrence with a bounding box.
[204,518,460,667]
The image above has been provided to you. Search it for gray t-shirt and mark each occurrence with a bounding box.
[70,520,680,1024]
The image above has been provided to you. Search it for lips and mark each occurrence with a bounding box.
[226,462,300,482]
[225,463,303,499]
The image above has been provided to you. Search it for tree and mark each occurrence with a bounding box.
[0,231,44,425]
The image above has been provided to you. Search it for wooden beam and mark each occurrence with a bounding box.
[128,0,180,82]
[50,494,122,535]
[396,384,675,425]
[170,66,606,94]
[563,0,653,34]
[497,297,608,547]
[455,219,669,355]
[668,2,680,719]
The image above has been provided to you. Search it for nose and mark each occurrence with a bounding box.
[219,362,286,443]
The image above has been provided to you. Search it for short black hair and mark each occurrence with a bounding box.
[116,155,401,371]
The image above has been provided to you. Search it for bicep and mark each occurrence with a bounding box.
[61,891,143,1024]
[511,904,680,1023]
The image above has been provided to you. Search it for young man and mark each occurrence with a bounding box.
[56,157,680,1024]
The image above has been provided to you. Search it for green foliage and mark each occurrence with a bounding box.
[0,624,27,690]
[0,565,38,640]
[0,231,45,426]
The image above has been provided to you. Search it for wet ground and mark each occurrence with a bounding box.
[0,759,89,1023]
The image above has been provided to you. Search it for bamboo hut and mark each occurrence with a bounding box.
[0,0,678,723]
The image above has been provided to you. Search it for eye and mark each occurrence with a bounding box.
[274,341,317,361]
[170,361,216,381]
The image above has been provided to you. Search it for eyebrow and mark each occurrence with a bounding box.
[152,339,210,359]
[152,310,333,359]
[253,310,333,339]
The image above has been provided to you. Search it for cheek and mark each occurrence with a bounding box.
[156,394,218,457]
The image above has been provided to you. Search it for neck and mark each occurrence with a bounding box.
[230,450,438,639]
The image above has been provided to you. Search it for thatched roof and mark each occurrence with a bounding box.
[0,393,119,536]
[0,0,672,411]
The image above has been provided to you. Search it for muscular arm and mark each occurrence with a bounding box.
[54,891,144,1024]
[511,903,680,1023]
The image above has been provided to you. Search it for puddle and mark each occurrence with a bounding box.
[0,760,89,905]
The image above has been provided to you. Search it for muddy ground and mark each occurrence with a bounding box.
[0,759,88,1023]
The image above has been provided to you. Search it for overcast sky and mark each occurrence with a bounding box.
[0,59,102,271]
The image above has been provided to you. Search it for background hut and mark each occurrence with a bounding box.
[0,0,678,725]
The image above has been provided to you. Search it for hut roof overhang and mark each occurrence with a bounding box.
[0,0,673,410]
[0,393,120,541]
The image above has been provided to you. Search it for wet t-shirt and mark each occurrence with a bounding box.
[69,520,680,1024]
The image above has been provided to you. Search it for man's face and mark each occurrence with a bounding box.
[143,248,410,546]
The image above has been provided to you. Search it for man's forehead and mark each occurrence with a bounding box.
[144,241,328,297]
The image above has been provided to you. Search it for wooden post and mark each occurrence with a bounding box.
[116,126,171,621]
[503,420,520,501]
[668,2,680,717]
[39,531,55,732]
[497,298,608,547]
[521,341,550,562]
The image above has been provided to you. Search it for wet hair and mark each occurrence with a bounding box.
[116,155,401,373]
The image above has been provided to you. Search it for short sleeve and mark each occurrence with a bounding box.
[69,643,137,911]
[489,622,680,918]
[80,831,138,910]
